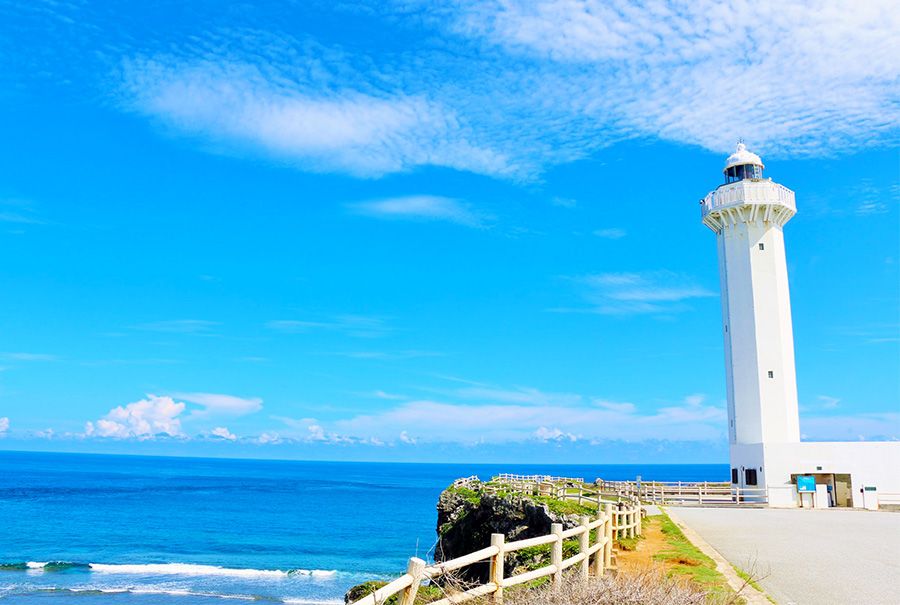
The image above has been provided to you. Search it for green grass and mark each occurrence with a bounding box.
[732,565,776,603]
[345,581,445,605]
[446,485,482,506]
[652,513,737,602]
[532,495,596,517]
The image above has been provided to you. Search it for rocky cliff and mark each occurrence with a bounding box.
[435,483,596,583]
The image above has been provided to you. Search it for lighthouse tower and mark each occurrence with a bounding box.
[701,143,800,488]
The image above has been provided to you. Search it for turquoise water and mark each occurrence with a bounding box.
[0,451,726,603]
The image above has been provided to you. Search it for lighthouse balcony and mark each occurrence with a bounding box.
[701,180,796,231]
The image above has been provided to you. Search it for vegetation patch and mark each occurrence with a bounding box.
[652,513,736,602]
[732,565,775,603]
[344,581,445,605]
[532,495,595,517]
[446,485,482,506]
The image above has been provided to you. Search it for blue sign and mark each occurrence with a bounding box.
[797,475,816,492]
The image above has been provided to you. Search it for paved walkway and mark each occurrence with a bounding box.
[669,507,900,605]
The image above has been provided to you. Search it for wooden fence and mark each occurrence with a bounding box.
[350,479,642,605]
[597,479,768,505]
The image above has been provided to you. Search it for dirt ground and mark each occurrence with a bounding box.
[615,516,669,573]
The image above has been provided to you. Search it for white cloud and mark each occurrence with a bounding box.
[121,57,511,178]
[448,0,900,158]
[551,197,577,208]
[593,228,626,240]
[558,271,716,315]
[0,199,43,225]
[0,417,8,433]
[801,413,899,441]
[14,1,900,180]
[174,392,263,417]
[133,320,219,334]
[367,390,408,401]
[347,196,490,227]
[454,385,582,406]
[534,426,577,442]
[257,432,282,444]
[210,426,237,441]
[85,394,185,439]
[818,395,841,410]
[266,315,390,338]
[331,394,726,443]
[399,430,417,444]
[84,392,261,439]
[593,399,636,414]
[1,352,57,361]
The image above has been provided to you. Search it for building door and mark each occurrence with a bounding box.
[833,474,852,507]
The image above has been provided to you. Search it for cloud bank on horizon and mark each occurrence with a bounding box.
[7,386,894,449]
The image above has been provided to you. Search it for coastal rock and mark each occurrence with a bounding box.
[435,484,592,583]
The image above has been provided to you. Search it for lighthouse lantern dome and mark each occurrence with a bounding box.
[723,142,764,183]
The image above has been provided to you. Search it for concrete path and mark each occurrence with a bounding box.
[669,507,900,605]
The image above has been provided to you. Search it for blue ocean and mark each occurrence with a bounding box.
[0,452,726,604]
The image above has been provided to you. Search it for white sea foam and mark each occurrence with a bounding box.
[26,562,48,569]
[89,563,288,578]
[86,563,338,579]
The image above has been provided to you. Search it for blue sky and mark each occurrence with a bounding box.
[0,0,897,463]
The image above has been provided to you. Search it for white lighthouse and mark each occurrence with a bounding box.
[702,143,801,451]
[700,144,900,508]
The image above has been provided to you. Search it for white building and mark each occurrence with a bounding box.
[701,144,900,509]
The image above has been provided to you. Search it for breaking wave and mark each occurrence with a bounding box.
[19,588,345,603]
[0,561,338,579]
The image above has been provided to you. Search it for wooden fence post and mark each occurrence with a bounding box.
[551,523,563,589]
[399,557,426,605]
[591,512,604,577]
[603,503,613,570]
[578,516,590,581]
[636,505,643,537]
[490,533,505,603]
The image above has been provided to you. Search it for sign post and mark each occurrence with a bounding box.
[797,475,816,508]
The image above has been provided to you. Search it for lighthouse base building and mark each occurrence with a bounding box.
[702,144,900,509]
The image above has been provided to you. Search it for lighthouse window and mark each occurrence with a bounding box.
[745,469,758,486]
[768,370,774,378]
[725,164,763,183]
[758,243,765,250]
[731,468,738,484]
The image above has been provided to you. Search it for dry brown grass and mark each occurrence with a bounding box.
[498,570,741,605]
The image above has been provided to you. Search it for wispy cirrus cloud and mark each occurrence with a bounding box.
[593,228,626,240]
[556,271,716,315]
[266,315,390,338]
[445,0,900,158]
[133,319,219,334]
[0,352,57,362]
[801,412,899,441]
[119,57,511,178]
[174,392,263,417]
[7,1,899,179]
[347,195,491,227]
[0,199,44,225]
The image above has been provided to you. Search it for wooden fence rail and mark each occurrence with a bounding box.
[597,479,767,505]
[350,481,642,605]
